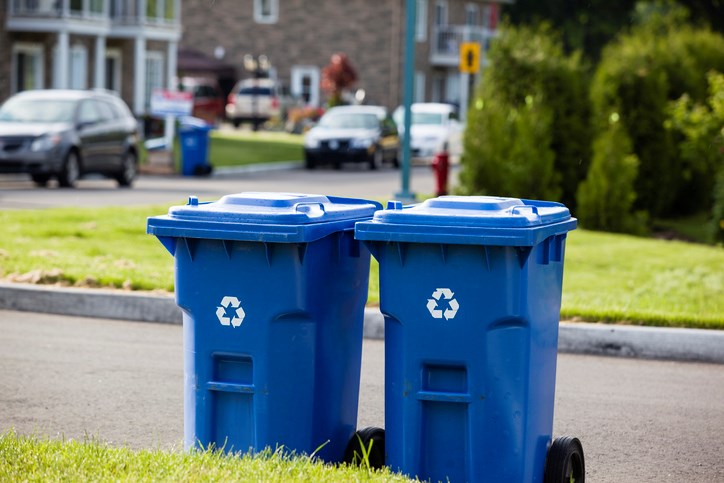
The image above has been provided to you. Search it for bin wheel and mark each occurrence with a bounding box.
[544,436,585,483]
[343,427,385,469]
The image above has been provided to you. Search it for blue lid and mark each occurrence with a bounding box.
[355,196,577,246]
[147,192,382,243]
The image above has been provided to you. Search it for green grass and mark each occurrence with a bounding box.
[0,206,723,329]
[0,431,412,482]
[653,211,715,245]
[208,130,304,167]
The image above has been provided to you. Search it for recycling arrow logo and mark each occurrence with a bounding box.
[427,288,459,321]
[216,296,246,328]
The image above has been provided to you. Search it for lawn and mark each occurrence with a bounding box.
[0,431,411,483]
[0,205,722,329]
[208,130,304,167]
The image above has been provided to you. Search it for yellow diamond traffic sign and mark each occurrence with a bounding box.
[459,42,481,74]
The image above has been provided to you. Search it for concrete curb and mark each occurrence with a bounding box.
[212,161,301,176]
[1,282,722,364]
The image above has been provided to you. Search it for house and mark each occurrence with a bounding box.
[0,0,182,115]
[180,0,507,112]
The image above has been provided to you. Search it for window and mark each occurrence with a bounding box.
[11,43,44,93]
[254,0,278,24]
[292,66,320,107]
[466,3,479,26]
[415,0,428,42]
[105,49,122,93]
[144,52,164,109]
[415,72,426,103]
[432,74,445,102]
[70,45,87,89]
[445,72,460,104]
[434,0,448,26]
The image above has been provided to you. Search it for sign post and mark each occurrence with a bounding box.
[396,0,416,203]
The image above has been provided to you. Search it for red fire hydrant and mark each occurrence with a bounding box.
[431,147,450,197]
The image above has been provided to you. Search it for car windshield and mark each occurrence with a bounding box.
[0,98,76,123]
[394,110,445,126]
[319,112,378,129]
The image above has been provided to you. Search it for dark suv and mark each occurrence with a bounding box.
[0,89,140,188]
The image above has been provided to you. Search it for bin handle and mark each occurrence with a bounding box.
[295,202,326,218]
[511,205,539,216]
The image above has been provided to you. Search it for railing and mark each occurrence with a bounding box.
[10,0,107,19]
[8,0,179,27]
[430,25,498,67]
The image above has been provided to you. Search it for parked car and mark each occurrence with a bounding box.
[392,103,464,162]
[303,105,400,170]
[225,78,294,130]
[0,89,140,188]
[176,77,224,126]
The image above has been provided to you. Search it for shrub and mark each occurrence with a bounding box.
[589,5,724,219]
[576,119,647,233]
[459,23,590,207]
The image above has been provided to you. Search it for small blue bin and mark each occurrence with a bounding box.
[147,192,381,462]
[355,196,578,483]
[179,117,212,176]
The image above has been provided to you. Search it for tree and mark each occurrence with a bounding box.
[320,53,357,108]
[459,23,590,207]
[589,5,724,219]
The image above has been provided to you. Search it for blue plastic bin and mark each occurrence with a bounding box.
[178,117,212,176]
[147,192,381,462]
[355,196,578,483]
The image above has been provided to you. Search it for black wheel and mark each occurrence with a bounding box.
[304,153,316,170]
[391,149,401,168]
[544,437,585,483]
[368,147,383,170]
[233,119,241,128]
[31,174,51,187]
[344,427,385,470]
[58,150,80,188]
[116,150,137,187]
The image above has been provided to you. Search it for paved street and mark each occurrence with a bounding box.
[1,310,722,481]
[0,165,447,209]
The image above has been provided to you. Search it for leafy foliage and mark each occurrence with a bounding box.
[576,120,647,234]
[459,23,590,206]
[321,53,358,107]
[589,6,724,219]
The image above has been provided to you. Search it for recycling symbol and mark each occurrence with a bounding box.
[426,288,459,321]
[216,296,246,328]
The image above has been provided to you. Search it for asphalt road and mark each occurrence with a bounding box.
[0,165,444,209]
[1,310,722,482]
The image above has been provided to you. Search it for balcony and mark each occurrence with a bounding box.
[430,25,498,67]
[6,0,180,39]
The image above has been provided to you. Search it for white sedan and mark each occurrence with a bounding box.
[393,103,464,163]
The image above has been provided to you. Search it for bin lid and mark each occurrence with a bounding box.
[354,196,577,246]
[147,192,382,243]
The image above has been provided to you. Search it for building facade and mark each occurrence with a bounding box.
[0,0,182,115]
[181,0,506,112]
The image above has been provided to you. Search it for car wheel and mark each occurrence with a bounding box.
[31,174,51,187]
[58,150,80,188]
[233,119,241,128]
[304,153,316,170]
[369,147,383,170]
[116,150,137,188]
[392,148,401,168]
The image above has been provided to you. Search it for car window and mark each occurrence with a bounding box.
[78,100,102,124]
[239,86,273,96]
[94,99,116,121]
[412,112,445,125]
[319,112,379,129]
[0,98,76,123]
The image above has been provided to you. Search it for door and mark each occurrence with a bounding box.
[291,66,320,107]
[76,100,108,171]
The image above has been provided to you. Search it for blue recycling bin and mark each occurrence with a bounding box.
[355,196,580,483]
[147,192,381,462]
[179,117,212,176]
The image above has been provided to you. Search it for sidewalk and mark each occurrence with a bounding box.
[1,282,722,364]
